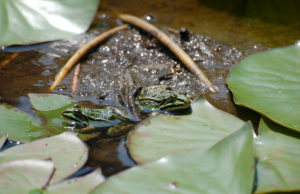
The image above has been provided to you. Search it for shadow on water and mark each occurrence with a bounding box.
[200,0,300,25]
[1,42,51,53]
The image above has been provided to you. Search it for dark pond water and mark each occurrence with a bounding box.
[0,0,299,176]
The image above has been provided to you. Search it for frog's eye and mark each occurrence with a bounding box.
[134,88,143,96]
[73,105,81,113]
[73,104,80,108]
[170,93,178,99]
[165,86,172,90]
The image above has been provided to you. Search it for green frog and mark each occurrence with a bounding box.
[135,85,191,113]
[62,105,135,136]
[62,85,191,136]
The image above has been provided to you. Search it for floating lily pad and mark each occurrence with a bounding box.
[47,169,105,194]
[29,93,74,111]
[93,123,254,194]
[1,93,100,142]
[227,45,300,131]
[128,98,245,164]
[0,132,88,184]
[254,118,300,193]
[0,159,54,194]
[0,0,98,46]
[0,105,42,142]
[29,93,102,141]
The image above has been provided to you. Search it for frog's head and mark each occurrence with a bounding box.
[136,85,191,113]
[159,92,191,111]
[62,105,89,127]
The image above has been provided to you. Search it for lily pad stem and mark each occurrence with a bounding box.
[50,25,128,90]
[119,14,216,93]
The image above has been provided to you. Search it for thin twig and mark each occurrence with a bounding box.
[71,41,85,93]
[50,25,128,90]
[0,53,19,70]
[119,14,216,93]
[72,63,81,92]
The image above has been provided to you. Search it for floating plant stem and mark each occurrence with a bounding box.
[119,14,216,93]
[0,53,19,70]
[72,63,81,93]
[50,25,128,90]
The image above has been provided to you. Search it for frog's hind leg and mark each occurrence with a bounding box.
[106,123,135,137]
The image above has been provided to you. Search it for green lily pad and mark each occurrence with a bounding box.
[28,93,101,141]
[0,132,88,184]
[0,104,42,142]
[227,45,300,131]
[0,134,7,148]
[0,0,98,47]
[254,118,300,193]
[0,159,54,194]
[128,98,245,164]
[92,123,254,194]
[1,93,100,142]
[29,93,74,111]
[0,94,74,142]
[47,169,105,194]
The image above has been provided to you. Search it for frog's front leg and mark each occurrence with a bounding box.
[119,68,141,121]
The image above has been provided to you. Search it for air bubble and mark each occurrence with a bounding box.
[143,14,156,22]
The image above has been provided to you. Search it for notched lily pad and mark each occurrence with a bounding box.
[128,97,245,164]
[0,104,42,142]
[254,118,300,193]
[0,159,54,194]
[227,45,300,131]
[93,123,255,194]
[0,131,88,184]
[29,93,74,111]
[0,0,99,46]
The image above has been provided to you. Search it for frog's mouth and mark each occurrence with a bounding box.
[159,99,191,111]
[62,110,89,124]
